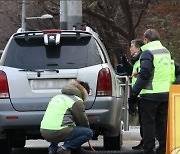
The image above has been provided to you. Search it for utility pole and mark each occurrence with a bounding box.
[67,0,82,30]
[21,0,26,30]
[60,0,68,30]
[60,0,82,30]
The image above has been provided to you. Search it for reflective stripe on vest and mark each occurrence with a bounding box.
[139,41,171,94]
[41,94,82,130]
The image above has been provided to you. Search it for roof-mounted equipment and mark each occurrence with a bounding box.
[43,29,61,45]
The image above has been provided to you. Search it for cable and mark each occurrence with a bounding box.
[88,140,95,151]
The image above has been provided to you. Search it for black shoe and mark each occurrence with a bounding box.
[132,141,143,150]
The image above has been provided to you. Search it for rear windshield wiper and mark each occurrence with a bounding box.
[19,69,40,72]
[47,63,58,66]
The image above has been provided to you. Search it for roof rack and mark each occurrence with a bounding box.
[14,29,93,37]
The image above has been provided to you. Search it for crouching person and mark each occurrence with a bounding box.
[40,80,93,154]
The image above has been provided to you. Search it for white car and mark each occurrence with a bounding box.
[0,27,124,154]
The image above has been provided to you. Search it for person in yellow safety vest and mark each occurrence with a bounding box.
[128,29,171,154]
[129,39,144,150]
[40,80,93,154]
[121,39,145,150]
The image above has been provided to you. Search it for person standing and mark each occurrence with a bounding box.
[40,80,93,154]
[121,39,144,150]
[128,29,172,154]
[128,39,144,150]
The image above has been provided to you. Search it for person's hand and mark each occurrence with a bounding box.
[131,72,138,78]
[128,93,138,116]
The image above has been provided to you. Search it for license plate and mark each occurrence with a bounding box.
[29,79,71,90]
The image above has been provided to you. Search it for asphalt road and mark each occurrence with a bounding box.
[11,127,143,154]
[11,128,144,154]
[12,140,143,154]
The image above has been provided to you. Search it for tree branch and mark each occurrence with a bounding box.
[83,8,129,40]
[42,0,59,15]
[119,0,134,40]
[133,0,151,31]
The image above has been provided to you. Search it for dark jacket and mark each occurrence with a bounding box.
[132,50,169,101]
[174,63,180,84]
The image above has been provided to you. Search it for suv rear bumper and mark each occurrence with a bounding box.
[0,97,123,136]
[86,96,123,136]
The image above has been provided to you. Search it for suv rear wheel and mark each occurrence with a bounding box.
[0,139,12,154]
[9,131,26,148]
[104,134,122,150]
[11,137,26,148]
[103,123,123,150]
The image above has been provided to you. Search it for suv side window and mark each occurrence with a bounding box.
[95,40,107,63]
[3,35,103,69]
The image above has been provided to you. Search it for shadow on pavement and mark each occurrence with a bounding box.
[12,147,143,154]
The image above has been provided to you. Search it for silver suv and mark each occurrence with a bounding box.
[0,27,124,153]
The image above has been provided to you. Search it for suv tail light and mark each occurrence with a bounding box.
[96,68,112,96]
[0,71,10,98]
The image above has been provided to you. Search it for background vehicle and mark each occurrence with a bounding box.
[0,27,124,154]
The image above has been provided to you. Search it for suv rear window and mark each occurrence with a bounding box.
[3,35,102,69]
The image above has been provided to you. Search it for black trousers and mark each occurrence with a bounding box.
[137,100,143,141]
[139,99,168,154]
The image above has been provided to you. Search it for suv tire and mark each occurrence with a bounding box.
[103,123,123,150]
[10,132,26,148]
[11,138,26,148]
[0,139,12,154]
[104,133,122,150]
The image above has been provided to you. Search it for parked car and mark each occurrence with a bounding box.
[0,27,124,154]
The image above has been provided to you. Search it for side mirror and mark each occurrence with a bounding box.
[116,64,127,75]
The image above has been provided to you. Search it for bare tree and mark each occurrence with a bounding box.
[83,0,151,67]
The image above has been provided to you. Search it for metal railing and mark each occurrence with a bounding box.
[117,75,132,131]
